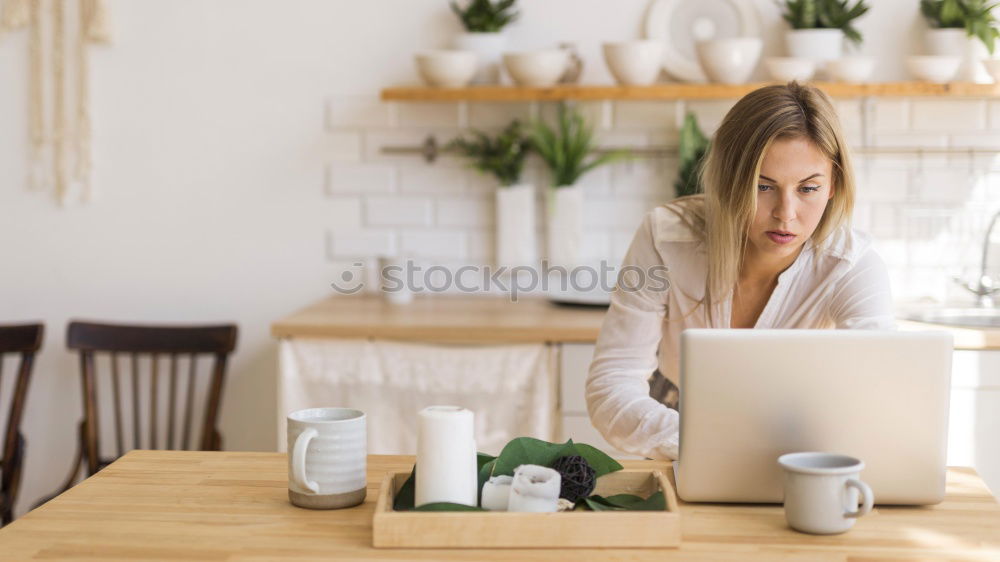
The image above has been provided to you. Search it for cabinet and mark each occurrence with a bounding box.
[558,343,642,459]
[949,350,1000,495]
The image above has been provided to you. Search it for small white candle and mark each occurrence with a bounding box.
[507,464,561,513]
[481,475,513,511]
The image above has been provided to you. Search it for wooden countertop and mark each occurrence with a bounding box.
[271,294,1000,349]
[271,294,608,343]
[1,450,997,560]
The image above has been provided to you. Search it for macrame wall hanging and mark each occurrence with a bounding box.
[1,0,111,205]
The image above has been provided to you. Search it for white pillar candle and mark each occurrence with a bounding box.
[415,405,478,507]
[507,464,561,513]
[481,475,513,511]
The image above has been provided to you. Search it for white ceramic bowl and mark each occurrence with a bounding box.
[503,50,570,87]
[695,37,763,85]
[602,40,664,86]
[983,59,1000,82]
[827,56,876,83]
[415,50,478,88]
[906,55,961,83]
[764,56,816,82]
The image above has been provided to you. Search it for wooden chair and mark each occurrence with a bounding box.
[48,321,237,498]
[0,323,43,526]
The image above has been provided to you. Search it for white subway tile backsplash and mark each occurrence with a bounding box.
[949,134,1000,149]
[910,100,986,132]
[467,102,532,128]
[397,165,467,195]
[399,229,467,259]
[326,163,395,194]
[871,133,948,148]
[325,132,363,161]
[321,92,1000,303]
[465,229,495,261]
[874,98,909,133]
[858,167,910,202]
[539,101,611,130]
[614,101,679,130]
[328,196,363,229]
[396,103,461,128]
[684,99,737,135]
[326,96,393,128]
[327,229,394,258]
[365,196,433,226]
[436,197,494,227]
[913,169,979,204]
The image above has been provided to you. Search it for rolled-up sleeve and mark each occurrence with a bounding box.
[828,248,896,330]
[586,210,679,460]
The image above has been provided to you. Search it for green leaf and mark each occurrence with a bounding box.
[577,491,667,511]
[491,437,578,476]
[412,502,486,512]
[393,465,417,511]
[569,443,623,478]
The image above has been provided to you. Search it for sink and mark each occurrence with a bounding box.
[904,308,1000,328]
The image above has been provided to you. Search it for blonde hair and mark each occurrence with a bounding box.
[665,81,856,321]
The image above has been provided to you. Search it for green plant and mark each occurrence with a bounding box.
[779,0,871,45]
[392,437,665,512]
[921,0,1000,54]
[674,112,710,198]
[529,104,628,188]
[450,0,519,33]
[447,120,530,186]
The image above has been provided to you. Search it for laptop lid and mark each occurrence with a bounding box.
[675,329,952,505]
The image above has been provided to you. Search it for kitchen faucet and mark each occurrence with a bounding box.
[956,208,1000,307]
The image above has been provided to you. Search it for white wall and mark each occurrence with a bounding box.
[0,0,993,519]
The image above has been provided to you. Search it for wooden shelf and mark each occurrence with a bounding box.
[381,81,1000,102]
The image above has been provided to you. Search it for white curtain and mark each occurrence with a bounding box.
[277,338,558,455]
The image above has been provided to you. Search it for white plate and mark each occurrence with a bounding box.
[644,0,761,83]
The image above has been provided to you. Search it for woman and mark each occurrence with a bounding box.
[586,81,895,461]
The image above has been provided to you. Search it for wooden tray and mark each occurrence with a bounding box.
[372,468,681,549]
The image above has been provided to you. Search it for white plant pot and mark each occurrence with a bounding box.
[452,31,506,84]
[785,29,844,77]
[926,28,992,83]
[495,184,537,269]
[546,185,583,269]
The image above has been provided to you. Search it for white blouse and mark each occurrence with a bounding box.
[585,206,896,461]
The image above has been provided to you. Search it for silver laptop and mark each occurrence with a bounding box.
[675,329,953,505]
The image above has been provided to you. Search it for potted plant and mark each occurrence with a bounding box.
[448,121,535,268]
[779,0,870,66]
[921,0,1000,82]
[674,112,710,199]
[529,104,626,268]
[450,0,519,84]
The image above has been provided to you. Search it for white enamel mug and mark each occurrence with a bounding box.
[287,407,367,509]
[778,452,874,535]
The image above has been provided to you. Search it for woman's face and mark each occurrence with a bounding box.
[747,136,835,264]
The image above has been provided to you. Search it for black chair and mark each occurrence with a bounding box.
[0,323,43,526]
[42,321,236,502]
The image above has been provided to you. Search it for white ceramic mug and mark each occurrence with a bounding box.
[287,407,367,509]
[778,452,874,535]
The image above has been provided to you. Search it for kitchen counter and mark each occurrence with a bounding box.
[272,294,1000,349]
[271,293,607,343]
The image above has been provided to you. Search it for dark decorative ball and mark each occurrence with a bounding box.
[551,455,596,502]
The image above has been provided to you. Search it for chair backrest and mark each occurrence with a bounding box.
[0,323,43,525]
[66,321,237,475]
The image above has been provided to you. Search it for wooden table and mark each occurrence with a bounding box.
[1,451,999,560]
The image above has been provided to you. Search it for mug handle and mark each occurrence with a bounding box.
[291,427,319,494]
[844,478,874,519]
